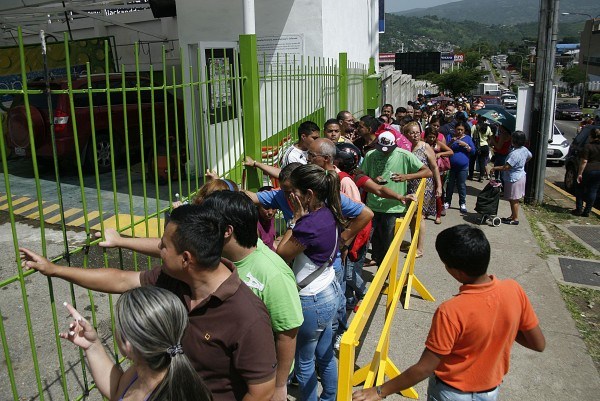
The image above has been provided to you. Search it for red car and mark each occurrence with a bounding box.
[7,74,185,174]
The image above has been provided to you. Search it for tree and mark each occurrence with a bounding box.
[425,69,484,95]
[561,66,586,91]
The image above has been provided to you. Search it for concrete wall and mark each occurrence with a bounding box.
[322,0,378,63]
[380,65,437,110]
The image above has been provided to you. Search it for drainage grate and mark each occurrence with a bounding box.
[558,257,600,287]
[566,225,600,253]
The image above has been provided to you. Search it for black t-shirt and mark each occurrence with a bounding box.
[582,142,600,172]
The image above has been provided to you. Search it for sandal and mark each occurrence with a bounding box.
[435,217,442,224]
[502,219,519,225]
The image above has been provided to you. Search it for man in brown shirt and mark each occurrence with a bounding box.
[20,205,277,401]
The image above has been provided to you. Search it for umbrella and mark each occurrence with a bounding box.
[474,105,516,132]
[431,95,454,102]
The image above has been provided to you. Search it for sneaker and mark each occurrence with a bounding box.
[459,204,468,214]
[334,334,342,351]
[443,202,450,210]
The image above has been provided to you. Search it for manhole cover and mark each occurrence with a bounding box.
[558,257,600,287]
[566,225,600,253]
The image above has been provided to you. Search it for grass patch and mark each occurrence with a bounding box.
[523,201,600,373]
[559,284,600,373]
[522,202,598,259]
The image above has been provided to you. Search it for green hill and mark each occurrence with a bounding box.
[380,14,587,53]
[395,0,599,25]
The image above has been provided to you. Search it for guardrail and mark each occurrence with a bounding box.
[338,178,435,401]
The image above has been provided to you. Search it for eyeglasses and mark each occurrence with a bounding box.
[307,151,327,158]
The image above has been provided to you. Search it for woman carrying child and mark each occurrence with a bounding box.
[60,287,212,401]
[490,130,532,225]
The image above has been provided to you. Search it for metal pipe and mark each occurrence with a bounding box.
[242,0,256,35]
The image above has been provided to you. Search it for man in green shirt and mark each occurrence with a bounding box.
[202,191,303,401]
[361,131,431,265]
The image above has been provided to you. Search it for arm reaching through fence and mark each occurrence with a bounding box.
[96,228,161,258]
[19,248,141,294]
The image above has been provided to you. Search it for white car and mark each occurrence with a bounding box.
[546,124,570,165]
[501,94,517,108]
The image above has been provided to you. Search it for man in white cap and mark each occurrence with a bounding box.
[361,131,432,265]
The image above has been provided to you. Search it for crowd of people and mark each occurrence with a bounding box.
[18,94,547,401]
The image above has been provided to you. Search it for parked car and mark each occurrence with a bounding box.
[546,124,569,165]
[563,123,600,192]
[554,103,582,120]
[501,93,517,109]
[7,74,185,174]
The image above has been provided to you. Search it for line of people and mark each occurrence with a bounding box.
[18,96,541,401]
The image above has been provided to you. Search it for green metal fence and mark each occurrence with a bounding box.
[0,29,371,401]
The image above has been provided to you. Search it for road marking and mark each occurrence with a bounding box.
[12,200,43,215]
[67,211,101,227]
[45,208,81,224]
[0,196,30,210]
[92,214,161,237]
[25,204,60,219]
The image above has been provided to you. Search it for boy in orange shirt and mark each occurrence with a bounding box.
[353,224,545,401]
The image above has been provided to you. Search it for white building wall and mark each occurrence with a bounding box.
[321,0,378,66]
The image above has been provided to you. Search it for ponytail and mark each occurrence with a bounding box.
[149,354,212,401]
[290,164,347,227]
[323,169,346,227]
[116,287,213,401]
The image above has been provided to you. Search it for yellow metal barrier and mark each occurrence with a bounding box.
[338,178,435,400]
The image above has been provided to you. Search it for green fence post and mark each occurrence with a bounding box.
[365,57,379,116]
[339,52,348,112]
[239,34,262,191]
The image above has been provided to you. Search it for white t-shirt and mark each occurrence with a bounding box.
[280,144,307,167]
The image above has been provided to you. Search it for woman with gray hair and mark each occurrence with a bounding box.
[60,286,212,401]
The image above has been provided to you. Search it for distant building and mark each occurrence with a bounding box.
[578,19,600,79]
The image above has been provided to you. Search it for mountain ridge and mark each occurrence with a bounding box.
[394,0,599,25]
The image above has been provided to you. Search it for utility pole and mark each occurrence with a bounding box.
[525,0,560,204]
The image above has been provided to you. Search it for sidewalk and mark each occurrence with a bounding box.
[354,179,600,400]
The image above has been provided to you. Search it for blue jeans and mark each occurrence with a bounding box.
[332,257,347,337]
[427,376,500,401]
[445,168,468,206]
[296,280,340,401]
[576,170,600,213]
[345,243,367,304]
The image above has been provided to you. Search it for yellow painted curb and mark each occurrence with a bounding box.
[544,180,600,216]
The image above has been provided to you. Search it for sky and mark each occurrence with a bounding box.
[386,0,462,13]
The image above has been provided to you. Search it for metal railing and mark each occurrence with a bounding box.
[0,28,372,401]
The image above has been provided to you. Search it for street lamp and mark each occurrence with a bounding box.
[561,12,599,107]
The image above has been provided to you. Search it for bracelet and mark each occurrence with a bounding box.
[376,385,386,399]
[253,160,257,167]
[287,220,296,229]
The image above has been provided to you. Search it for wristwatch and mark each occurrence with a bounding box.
[287,220,296,230]
[376,385,386,399]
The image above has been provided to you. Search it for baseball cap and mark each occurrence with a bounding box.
[375,131,397,152]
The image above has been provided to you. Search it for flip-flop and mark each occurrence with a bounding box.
[502,219,519,225]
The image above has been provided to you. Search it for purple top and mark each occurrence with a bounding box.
[292,207,339,265]
[257,218,276,251]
